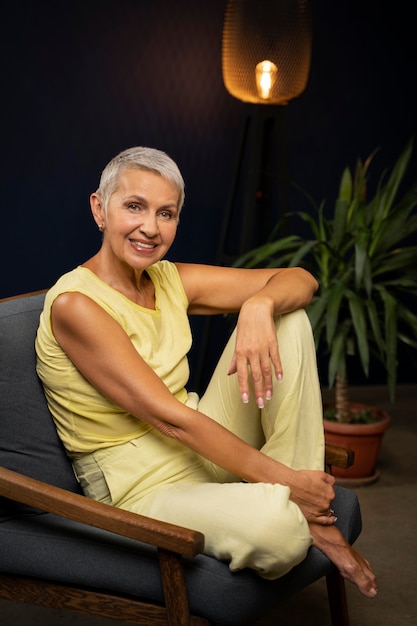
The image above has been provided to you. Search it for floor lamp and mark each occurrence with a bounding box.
[219,0,313,262]
[194,0,313,390]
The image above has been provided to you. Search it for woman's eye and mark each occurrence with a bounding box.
[128,203,141,211]
[159,211,173,220]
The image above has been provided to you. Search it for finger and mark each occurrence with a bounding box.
[268,339,283,382]
[235,354,251,403]
[258,354,274,403]
[324,473,336,486]
[247,358,265,408]
[317,514,338,525]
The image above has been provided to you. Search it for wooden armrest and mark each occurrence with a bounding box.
[0,446,352,555]
[0,466,204,557]
[1,289,48,302]
[325,443,354,470]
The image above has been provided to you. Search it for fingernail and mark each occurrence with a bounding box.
[266,390,272,400]
[257,397,264,409]
[242,392,249,404]
[277,373,283,382]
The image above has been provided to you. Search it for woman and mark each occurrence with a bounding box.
[36,147,376,595]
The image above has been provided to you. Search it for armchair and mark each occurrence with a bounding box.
[0,291,360,626]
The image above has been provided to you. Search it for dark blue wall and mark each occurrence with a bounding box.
[2,1,416,387]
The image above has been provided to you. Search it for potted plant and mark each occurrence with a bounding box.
[234,139,417,483]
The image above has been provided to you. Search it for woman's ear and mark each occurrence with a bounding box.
[90,193,106,230]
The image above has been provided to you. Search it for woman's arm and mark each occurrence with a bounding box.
[176,264,318,316]
[51,291,334,525]
[177,264,318,406]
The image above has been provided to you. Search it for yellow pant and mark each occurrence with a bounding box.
[72,309,324,579]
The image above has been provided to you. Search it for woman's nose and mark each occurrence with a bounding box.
[139,213,159,237]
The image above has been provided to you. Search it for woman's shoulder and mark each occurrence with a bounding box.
[148,261,189,307]
[148,259,178,279]
[147,260,183,288]
[45,267,126,318]
[45,266,100,300]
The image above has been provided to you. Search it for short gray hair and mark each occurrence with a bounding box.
[96,147,185,212]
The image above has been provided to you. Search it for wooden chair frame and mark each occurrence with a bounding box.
[0,445,353,626]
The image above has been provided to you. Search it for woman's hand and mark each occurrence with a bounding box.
[288,469,337,525]
[228,296,282,408]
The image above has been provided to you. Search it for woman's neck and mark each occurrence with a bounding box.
[82,255,156,309]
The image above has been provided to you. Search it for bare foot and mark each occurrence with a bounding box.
[309,523,378,598]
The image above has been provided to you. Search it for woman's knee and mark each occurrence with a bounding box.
[224,484,312,579]
[276,308,312,339]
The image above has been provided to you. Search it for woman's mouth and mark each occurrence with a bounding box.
[129,239,157,251]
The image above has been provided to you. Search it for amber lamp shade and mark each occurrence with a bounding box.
[222,0,312,105]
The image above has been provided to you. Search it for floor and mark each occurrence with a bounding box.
[1,384,416,625]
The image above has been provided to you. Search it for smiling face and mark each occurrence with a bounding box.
[90,168,180,272]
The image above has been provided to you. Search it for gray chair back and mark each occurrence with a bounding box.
[0,293,81,520]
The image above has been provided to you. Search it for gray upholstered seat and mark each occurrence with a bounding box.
[0,292,361,625]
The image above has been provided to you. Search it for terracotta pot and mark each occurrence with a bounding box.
[323,402,391,483]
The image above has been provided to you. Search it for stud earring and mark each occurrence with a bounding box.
[98,224,104,232]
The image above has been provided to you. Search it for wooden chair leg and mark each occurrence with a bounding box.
[158,548,191,626]
[326,569,350,626]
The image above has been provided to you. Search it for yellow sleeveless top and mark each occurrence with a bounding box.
[35,262,191,454]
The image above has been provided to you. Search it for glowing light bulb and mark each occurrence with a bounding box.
[255,60,278,100]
